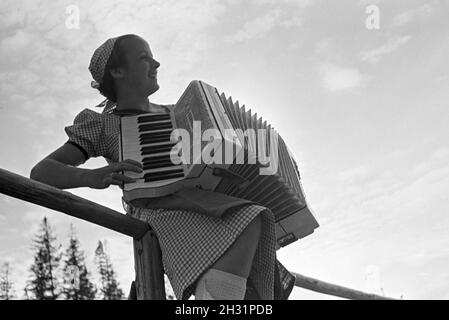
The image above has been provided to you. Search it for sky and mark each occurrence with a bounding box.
[0,0,448,300]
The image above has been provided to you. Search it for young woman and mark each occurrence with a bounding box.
[30,34,295,300]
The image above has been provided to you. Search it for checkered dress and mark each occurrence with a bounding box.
[65,104,296,300]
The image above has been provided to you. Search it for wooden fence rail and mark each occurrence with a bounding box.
[0,167,397,300]
[293,272,396,300]
[0,168,149,239]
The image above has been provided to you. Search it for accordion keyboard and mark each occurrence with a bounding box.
[120,113,185,185]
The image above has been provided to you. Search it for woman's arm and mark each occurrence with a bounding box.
[30,143,143,190]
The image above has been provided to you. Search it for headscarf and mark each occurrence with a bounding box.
[88,37,118,89]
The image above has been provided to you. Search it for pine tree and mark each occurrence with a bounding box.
[0,263,15,300]
[61,225,96,300]
[26,217,61,300]
[94,241,124,300]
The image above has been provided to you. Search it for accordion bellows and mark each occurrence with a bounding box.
[119,80,319,248]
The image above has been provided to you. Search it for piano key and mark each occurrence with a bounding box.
[141,143,176,155]
[139,122,173,132]
[139,131,172,139]
[144,169,184,182]
[142,152,177,163]
[138,114,171,123]
[143,160,178,170]
[140,136,173,145]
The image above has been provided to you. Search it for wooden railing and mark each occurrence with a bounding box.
[293,272,394,300]
[0,168,165,300]
[0,168,396,300]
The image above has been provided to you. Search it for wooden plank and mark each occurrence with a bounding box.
[292,272,396,300]
[0,168,149,239]
[133,231,166,300]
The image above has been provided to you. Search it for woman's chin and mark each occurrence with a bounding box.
[148,83,160,95]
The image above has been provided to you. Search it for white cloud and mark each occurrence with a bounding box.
[315,38,334,55]
[255,0,314,8]
[337,164,374,185]
[283,155,449,298]
[225,10,282,43]
[0,0,229,98]
[358,0,382,6]
[0,6,25,29]
[0,71,46,102]
[0,214,6,226]
[224,1,310,43]
[0,30,34,59]
[320,63,367,92]
[361,35,412,64]
[281,16,302,28]
[0,188,21,204]
[392,4,433,28]
[289,0,314,8]
[431,147,449,161]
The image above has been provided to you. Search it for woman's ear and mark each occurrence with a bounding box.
[110,67,125,80]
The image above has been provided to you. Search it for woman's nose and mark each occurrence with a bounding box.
[152,59,160,69]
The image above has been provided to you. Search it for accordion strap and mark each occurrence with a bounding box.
[212,167,250,189]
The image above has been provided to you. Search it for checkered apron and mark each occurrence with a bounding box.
[127,204,276,300]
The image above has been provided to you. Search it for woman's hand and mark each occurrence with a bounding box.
[85,159,143,189]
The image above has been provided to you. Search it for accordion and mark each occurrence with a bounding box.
[119,80,319,248]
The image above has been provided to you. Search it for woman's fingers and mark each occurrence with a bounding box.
[100,160,144,188]
[112,161,143,173]
[108,179,126,187]
[122,159,143,168]
[103,175,135,188]
[110,172,138,183]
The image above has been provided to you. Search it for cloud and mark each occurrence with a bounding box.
[224,1,310,44]
[289,0,314,8]
[281,16,302,28]
[0,29,32,51]
[283,155,449,298]
[0,30,35,66]
[357,0,382,6]
[254,0,314,8]
[225,10,282,43]
[0,0,229,95]
[392,4,433,28]
[0,6,25,30]
[320,63,367,92]
[315,38,334,56]
[240,1,313,57]
[432,147,449,161]
[360,35,412,64]
[0,214,6,227]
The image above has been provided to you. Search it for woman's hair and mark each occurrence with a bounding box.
[98,34,140,102]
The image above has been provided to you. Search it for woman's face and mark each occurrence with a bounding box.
[120,36,160,97]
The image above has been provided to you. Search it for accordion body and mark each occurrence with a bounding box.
[119,80,319,248]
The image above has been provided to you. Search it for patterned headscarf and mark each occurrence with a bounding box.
[89,37,119,89]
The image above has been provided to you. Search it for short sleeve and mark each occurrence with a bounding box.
[64,108,106,159]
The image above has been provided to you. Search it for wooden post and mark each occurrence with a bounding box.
[133,230,166,300]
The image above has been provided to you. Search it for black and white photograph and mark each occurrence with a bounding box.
[0,0,448,307]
